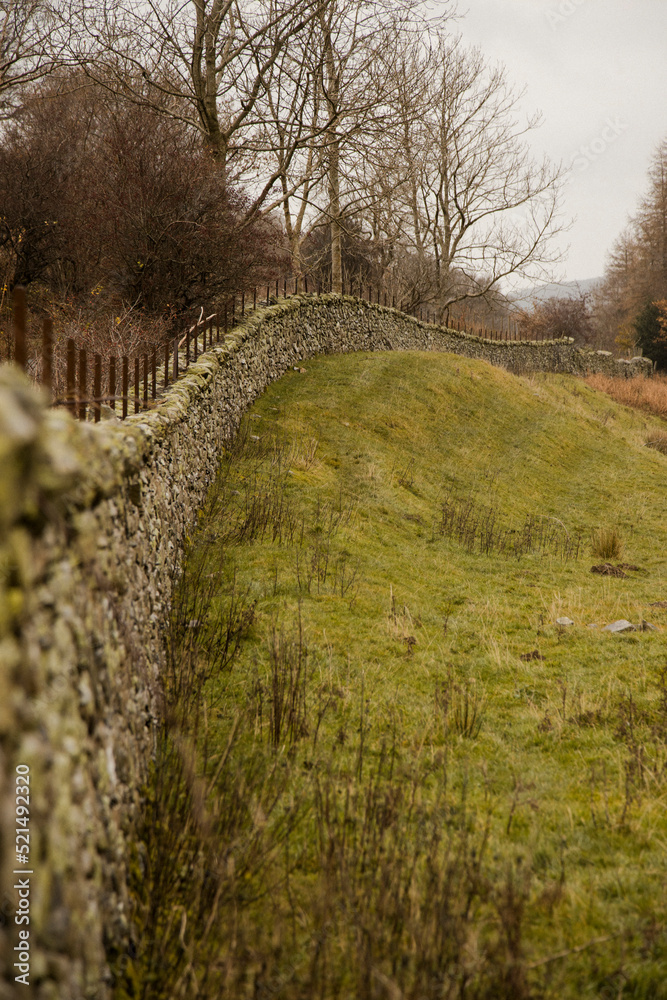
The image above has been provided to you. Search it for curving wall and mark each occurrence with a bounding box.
[0,295,653,999]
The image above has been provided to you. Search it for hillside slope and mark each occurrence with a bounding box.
[132,351,667,1000]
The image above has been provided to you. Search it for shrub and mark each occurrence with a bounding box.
[517,294,594,344]
[0,76,286,316]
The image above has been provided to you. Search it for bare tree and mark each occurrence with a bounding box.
[313,0,410,293]
[374,33,565,314]
[11,0,563,309]
[239,8,329,271]
[242,0,396,285]
[60,0,452,287]
[256,0,451,290]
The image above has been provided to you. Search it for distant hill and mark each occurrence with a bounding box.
[511,276,602,311]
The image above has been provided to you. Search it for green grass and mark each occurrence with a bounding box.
[131,351,667,1000]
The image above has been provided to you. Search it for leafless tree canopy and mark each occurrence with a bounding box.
[1,0,568,331]
[252,10,566,303]
[62,1,324,189]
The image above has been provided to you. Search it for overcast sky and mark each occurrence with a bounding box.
[441,0,667,286]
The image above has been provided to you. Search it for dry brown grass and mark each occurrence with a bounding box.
[585,373,667,420]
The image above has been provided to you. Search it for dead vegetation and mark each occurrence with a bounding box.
[585,373,667,420]
[435,493,582,561]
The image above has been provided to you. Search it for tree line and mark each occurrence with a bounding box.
[593,139,667,369]
[2,0,567,349]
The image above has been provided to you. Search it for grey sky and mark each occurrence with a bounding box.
[443,0,667,284]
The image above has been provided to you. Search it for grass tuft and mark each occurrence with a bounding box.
[590,527,624,561]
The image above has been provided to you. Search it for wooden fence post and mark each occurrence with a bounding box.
[42,317,53,398]
[110,357,116,411]
[13,286,27,371]
[78,348,87,421]
[93,355,101,423]
[66,340,76,415]
[122,356,129,419]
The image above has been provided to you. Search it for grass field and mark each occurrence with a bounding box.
[130,352,667,1000]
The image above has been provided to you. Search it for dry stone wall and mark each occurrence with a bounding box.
[0,295,653,999]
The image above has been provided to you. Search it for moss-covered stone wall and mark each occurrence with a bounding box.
[0,295,652,999]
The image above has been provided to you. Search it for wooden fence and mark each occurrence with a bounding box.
[5,277,529,422]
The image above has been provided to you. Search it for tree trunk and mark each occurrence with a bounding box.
[320,6,342,294]
[329,132,342,293]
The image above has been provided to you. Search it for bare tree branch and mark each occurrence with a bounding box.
[0,1,72,116]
